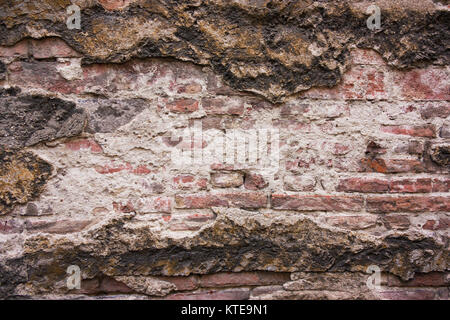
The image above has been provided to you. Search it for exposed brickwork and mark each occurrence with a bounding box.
[1,7,449,300]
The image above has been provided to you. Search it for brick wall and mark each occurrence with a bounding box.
[0,19,449,299]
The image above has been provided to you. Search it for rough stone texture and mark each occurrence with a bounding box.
[0,88,86,149]
[0,0,449,300]
[0,149,52,214]
[0,0,448,102]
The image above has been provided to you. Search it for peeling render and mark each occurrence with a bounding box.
[0,0,449,300]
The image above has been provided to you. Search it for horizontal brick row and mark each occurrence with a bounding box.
[337,177,449,193]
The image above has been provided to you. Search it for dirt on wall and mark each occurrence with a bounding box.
[0,0,448,300]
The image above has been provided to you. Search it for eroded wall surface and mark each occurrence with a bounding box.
[0,0,449,299]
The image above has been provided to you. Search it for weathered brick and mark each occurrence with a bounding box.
[26,220,93,234]
[377,288,445,300]
[432,179,450,192]
[366,196,450,213]
[283,175,316,192]
[393,67,450,100]
[202,97,244,115]
[336,178,389,193]
[244,173,268,190]
[393,140,424,155]
[211,172,244,188]
[136,197,172,214]
[381,125,436,138]
[175,193,268,209]
[31,38,81,59]
[95,163,151,175]
[0,40,29,57]
[361,158,425,173]
[381,215,410,230]
[185,212,216,222]
[99,277,134,294]
[440,122,450,138]
[250,285,285,298]
[389,178,432,193]
[325,215,378,230]
[65,138,103,153]
[422,218,449,230]
[420,103,450,119]
[271,195,364,212]
[112,201,135,213]
[157,276,199,291]
[173,175,207,190]
[301,65,387,100]
[166,99,199,113]
[175,82,203,94]
[387,272,449,287]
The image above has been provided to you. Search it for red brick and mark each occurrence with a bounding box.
[306,65,387,100]
[393,67,450,100]
[244,173,268,190]
[271,195,364,212]
[332,143,351,155]
[0,40,29,57]
[173,175,207,190]
[79,278,100,294]
[390,179,432,193]
[361,158,425,173]
[174,82,202,94]
[350,49,386,65]
[185,213,216,222]
[157,276,199,291]
[337,178,389,193]
[198,272,290,288]
[136,197,172,214]
[280,103,309,116]
[422,218,449,230]
[378,289,443,300]
[283,175,316,192]
[381,215,410,230]
[99,276,134,293]
[175,193,268,209]
[113,201,135,213]
[365,141,387,156]
[95,162,151,175]
[388,272,449,287]
[31,38,81,59]
[26,220,93,234]
[382,125,436,138]
[166,99,199,113]
[65,138,103,153]
[366,196,450,213]
[432,179,450,192]
[202,98,244,115]
[8,61,77,94]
